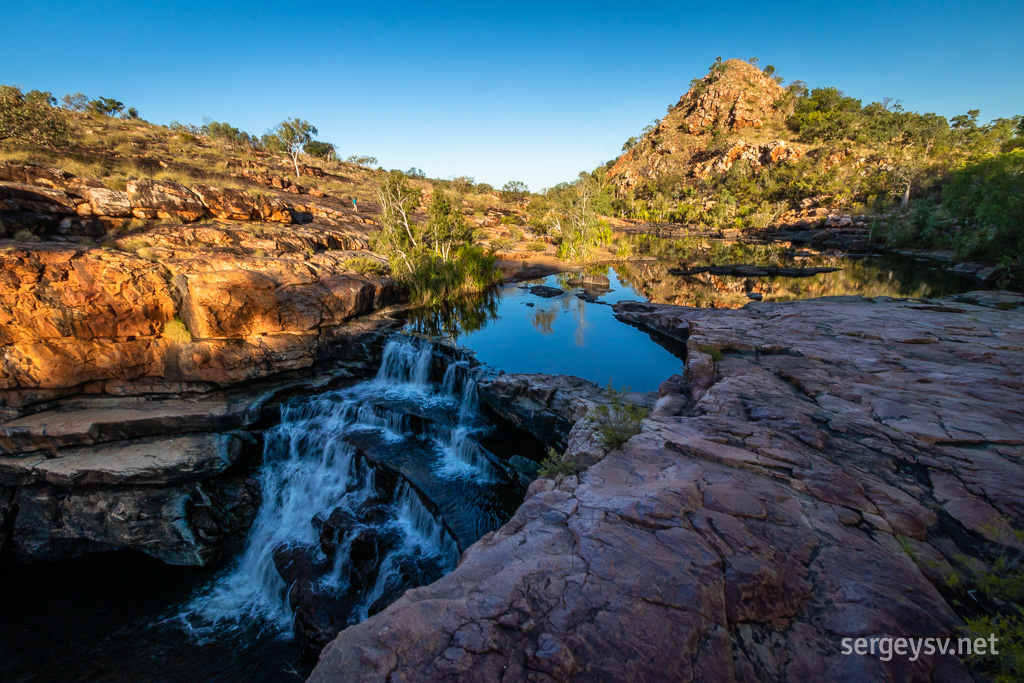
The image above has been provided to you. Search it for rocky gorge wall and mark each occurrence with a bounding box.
[310,292,1024,681]
[0,160,410,566]
[0,239,399,414]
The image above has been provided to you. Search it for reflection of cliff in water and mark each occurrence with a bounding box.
[616,251,978,308]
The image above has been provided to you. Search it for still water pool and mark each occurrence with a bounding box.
[408,272,684,393]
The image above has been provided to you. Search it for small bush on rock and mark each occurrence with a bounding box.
[163,318,192,344]
[12,229,40,242]
[538,448,578,478]
[593,384,648,448]
[345,256,389,276]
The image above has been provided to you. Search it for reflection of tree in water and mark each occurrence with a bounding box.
[572,297,589,347]
[531,307,558,335]
[528,293,589,344]
[404,290,500,341]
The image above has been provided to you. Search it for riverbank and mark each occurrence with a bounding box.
[311,291,1024,681]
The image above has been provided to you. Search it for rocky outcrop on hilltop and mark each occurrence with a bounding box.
[311,293,1024,681]
[675,60,787,135]
[606,60,798,195]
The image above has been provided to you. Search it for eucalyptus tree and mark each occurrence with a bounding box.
[271,118,318,177]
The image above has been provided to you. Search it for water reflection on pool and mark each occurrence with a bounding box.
[406,272,684,393]
[404,245,985,392]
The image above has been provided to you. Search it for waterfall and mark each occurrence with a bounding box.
[179,335,502,640]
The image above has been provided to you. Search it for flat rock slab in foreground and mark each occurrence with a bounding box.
[311,294,1024,682]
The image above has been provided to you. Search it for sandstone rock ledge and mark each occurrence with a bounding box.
[0,237,400,412]
[311,294,1024,682]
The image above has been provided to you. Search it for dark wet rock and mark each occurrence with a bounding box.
[745,292,763,301]
[529,285,565,298]
[273,543,329,587]
[8,472,259,565]
[479,374,652,470]
[348,527,401,592]
[575,292,599,304]
[508,455,541,486]
[275,542,359,663]
[312,294,1023,682]
[478,374,601,451]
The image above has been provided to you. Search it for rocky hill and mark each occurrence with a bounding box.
[607,59,800,192]
[606,60,805,195]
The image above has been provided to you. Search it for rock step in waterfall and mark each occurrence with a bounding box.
[180,335,528,660]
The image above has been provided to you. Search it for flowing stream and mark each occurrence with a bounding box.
[179,335,521,655]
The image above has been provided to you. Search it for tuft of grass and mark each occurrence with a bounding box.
[526,241,547,252]
[344,256,389,276]
[135,247,158,262]
[896,534,917,560]
[538,447,579,478]
[592,384,648,449]
[162,317,192,343]
[698,344,722,361]
[120,238,151,253]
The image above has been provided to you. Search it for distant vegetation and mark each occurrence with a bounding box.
[3,69,1021,276]
[0,85,69,147]
[591,60,1024,274]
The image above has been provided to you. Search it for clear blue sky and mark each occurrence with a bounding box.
[2,1,1022,189]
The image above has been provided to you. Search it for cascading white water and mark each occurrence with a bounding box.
[179,336,496,638]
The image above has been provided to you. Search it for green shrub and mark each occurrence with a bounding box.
[501,180,529,202]
[949,520,1024,682]
[526,241,547,252]
[491,237,515,251]
[538,447,579,478]
[162,317,192,343]
[345,256,389,276]
[698,344,722,361]
[508,227,524,242]
[592,385,648,449]
[12,229,40,242]
[0,85,70,148]
[405,245,501,306]
[961,608,1024,683]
